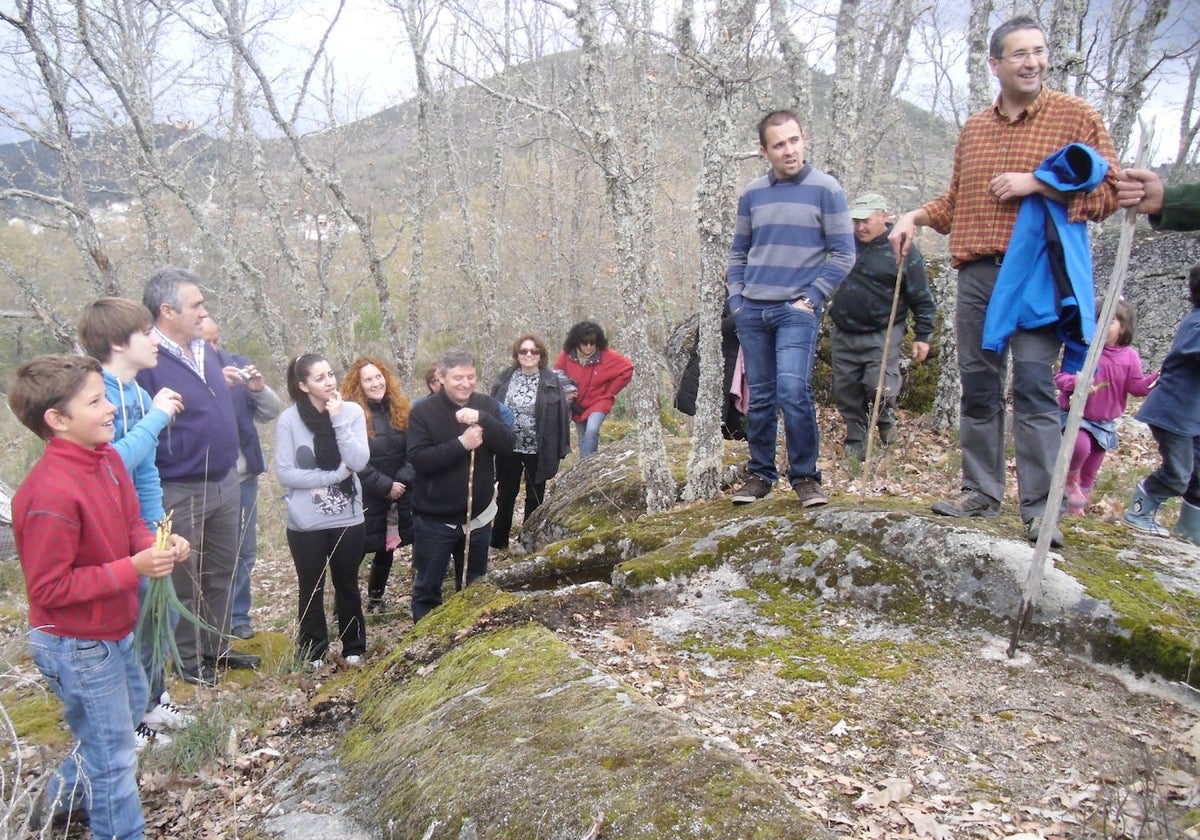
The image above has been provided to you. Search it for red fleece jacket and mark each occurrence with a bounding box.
[553,348,634,420]
[13,437,152,640]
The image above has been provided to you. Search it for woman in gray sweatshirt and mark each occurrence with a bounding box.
[275,354,370,667]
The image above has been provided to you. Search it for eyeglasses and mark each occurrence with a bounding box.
[518,348,540,356]
[578,339,596,346]
[1001,47,1048,64]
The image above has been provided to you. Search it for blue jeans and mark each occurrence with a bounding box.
[411,514,492,622]
[29,628,147,839]
[575,411,607,459]
[231,475,260,629]
[734,300,822,485]
[1144,425,1200,506]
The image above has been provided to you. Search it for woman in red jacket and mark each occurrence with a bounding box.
[553,321,634,458]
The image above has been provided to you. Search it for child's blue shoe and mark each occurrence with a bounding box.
[1123,482,1170,537]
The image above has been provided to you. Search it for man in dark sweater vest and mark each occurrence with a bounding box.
[407,347,515,622]
[136,267,259,686]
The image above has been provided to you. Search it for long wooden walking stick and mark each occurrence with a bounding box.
[460,447,476,592]
[1008,123,1152,657]
[859,260,906,503]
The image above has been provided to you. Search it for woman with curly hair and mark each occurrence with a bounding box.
[341,356,415,613]
[553,321,634,458]
[490,333,571,549]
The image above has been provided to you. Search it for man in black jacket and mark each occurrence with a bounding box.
[828,193,936,460]
[407,347,515,622]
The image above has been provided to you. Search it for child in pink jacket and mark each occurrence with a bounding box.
[1055,300,1158,513]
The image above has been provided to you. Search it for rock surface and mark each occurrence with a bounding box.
[322,438,1200,838]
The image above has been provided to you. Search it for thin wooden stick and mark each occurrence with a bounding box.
[1009,122,1152,657]
[460,448,476,591]
[860,261,906,503]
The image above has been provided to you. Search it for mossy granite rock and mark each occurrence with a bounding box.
[494,440,1200,686]
[343,586,832,839]
[330,438,1199,837]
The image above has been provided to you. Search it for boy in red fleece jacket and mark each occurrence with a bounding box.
[9,354,188,837]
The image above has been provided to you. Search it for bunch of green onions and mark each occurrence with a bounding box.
[134,511,211,675]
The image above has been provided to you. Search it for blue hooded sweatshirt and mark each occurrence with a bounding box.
[103,369,171,527]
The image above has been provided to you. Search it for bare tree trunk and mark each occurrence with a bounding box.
[1045,0,1085,93]
[967,0,995,115]
[856,0,918,191]
[929,263,959,431]
[1,4,116,296]
[827,0,860,187]
[1170,56,1200,180]
[391,0,443,382]
[1106,0,1170,158]
[768,0,813,133]
[573,0,675,513]
[682,0,756,502]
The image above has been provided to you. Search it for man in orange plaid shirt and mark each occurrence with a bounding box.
[889,15,1119,548]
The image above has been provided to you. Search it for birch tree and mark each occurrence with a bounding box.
[1045,0,1085,94]
[570,0,675,512]
[387,0,443,380]
[967,0,994,114]
[681,0,758,501]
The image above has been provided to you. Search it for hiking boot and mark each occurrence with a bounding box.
[230,624,255,640]
[732,475,773,504]
[141,693,194,730]
[1174,500,1200,545]
[1026,516,1064,549]
[931,490,1000,519]
[844,440,865,461]
[134,722,172,753]
[1123,481,1170,537]
[793,478,828,508]
[179,662,218,688]
[877,424,896,445]
[366,597,386,614]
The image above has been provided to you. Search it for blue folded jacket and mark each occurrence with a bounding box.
[982,143,1109,373]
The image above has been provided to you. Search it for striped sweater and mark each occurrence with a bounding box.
[727,163,855,312]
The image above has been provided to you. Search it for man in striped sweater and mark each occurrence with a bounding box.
[727,110,855,507]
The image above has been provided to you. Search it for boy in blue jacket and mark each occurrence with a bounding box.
[78,298,194,747]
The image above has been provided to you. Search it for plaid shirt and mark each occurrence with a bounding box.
[923,87,1119,267]
[154,327,207,379]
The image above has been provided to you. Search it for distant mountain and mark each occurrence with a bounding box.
[0,124,225,215]
[0,49,958,220]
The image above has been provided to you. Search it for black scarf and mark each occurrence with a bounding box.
[296,396,357,501]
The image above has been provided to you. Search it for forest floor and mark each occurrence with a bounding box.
[3,406,1199,839]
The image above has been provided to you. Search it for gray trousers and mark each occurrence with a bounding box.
[830,325,904,445]
[161,470,240,670]
[956,260,1061,522]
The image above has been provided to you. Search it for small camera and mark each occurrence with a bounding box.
[238,367,254,381]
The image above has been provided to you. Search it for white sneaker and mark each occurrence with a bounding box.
[308,659,324,671]
[344,655,362,666]
[142,695,194,730]
[134,722,172,753]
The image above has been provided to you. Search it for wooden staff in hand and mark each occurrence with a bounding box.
[1009,121,1153,656]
